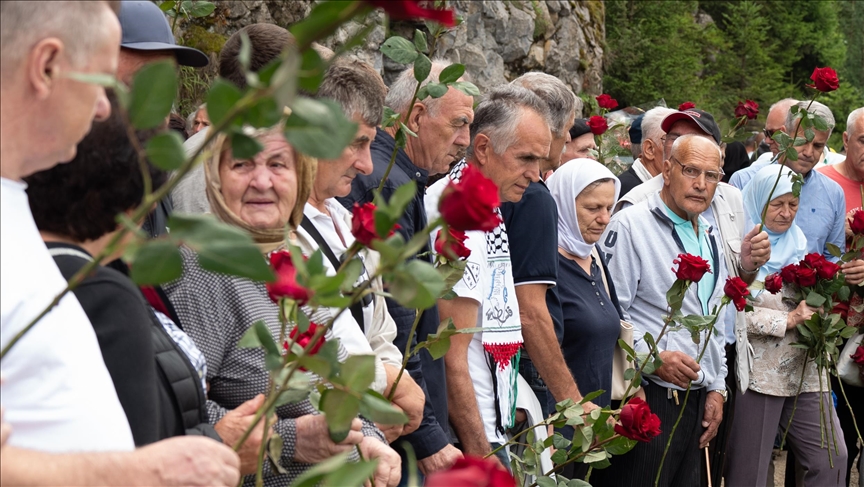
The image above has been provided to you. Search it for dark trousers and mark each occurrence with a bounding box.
[707,344,737,486]
[591,381,707,487]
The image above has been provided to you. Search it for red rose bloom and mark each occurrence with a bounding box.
[435,228,471,260]
[425,456,516,487]
[724,276,751,312]
[852,345,864,366]
[285,322,325,356]
[678,101,696,110]
[672,253,712,282]
[851,210,864,235]
[614,397,661,443]
[780,264,799,284]
[439,165,502,232]
[266,250,311,305]
[809,67,840,93]
[734,100,759,120]
[815,259,841,280]
[796,267,818,287]
[596,94,618,110]
[764,273,783,294]
[587,115,608,135]
[363,1,455,27]
[831,301,849,321]
[802,252,825,269]
[351,203,398,247]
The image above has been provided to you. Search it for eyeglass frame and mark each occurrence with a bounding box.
[670,156,724,184]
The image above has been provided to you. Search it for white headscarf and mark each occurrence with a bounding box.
[546,158,621,258]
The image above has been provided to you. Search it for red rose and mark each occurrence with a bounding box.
[796,267,818,287]
[852,345,864,366]
[809,67,840,93]
[815,259,841,280]
[587,115,608,135]
[801,252,825,269]
[425,456,516,487]
[780,264,799,284]
[596,94,618,110]
[435,228,471,260]
[351,202,399,247]
[672,253,712,283]
[851,210,864,235]
[724,276,751,312]
[363,1,455,27]
[266,250,312,305]
[831,301,849,321]
[678,101,696,110]
[439,164,502,232]
[614,397,661,443]
[734,100,759,120]
[285,322,325,357]
[764,273,783,294]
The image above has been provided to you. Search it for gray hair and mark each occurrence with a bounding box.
[642,107,677,146]
[466,85,552,160]
[386,60,469,116]
[510,72,579,137]
[187,103,206,130]
[317,59,387,127]
[0,1,118,78]
[786,100,835,134]
[847,107,864,133]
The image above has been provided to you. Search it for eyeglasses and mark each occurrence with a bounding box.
[763,128,781,140]
[661,134,680,145]
[672,157,724,184]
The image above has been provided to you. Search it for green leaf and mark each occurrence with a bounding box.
[320,389,361,442]
[793,137,807,147]
[551,433,571,450]
[566,480,592,487]
[187,1,215,17]
[340,355,376,393]
[159,1,176,12]
[244,97,282,128]
[284,98,358,159]
[450,81,481,97]
[812,115,829,131]
[826,242,843,259]
[128,60,177,129]
[298,48,326,94]
[129,240,183,285]
[413,30,428,53]
[394,128,407,148]
[381,106,400,128]
[267,434,287,474]
[581,390,604,404]
[438,64,465,84]
[206,78,243,127]
[388,260,446,309]
[804,127,815,142]
[387,180,417,220]
[145,132,186,171]
[536,477,557,487]
[837,285,851,303]
[274,388,311,407]
[230,131,264,160]
[425,82,448,98]
[338,258,364,294]
[288,1,362,51]
[290,452,353,487]
[322,460,379,487]
[785,146,799,162]
[359,391,409,425]
[805,290,827,308]
[413,54,432,83]
[605,436,638,455]
[380,36,418,64]
[584,450,607,464]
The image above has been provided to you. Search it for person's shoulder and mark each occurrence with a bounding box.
[810,169,844,194]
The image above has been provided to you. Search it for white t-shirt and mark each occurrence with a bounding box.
[426,176,521,444]
[0,178,134,452]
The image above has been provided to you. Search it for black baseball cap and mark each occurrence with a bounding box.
[119,1,209,68]
[661,109,722,144]
[569,119,592,139]
[629,114,643,144]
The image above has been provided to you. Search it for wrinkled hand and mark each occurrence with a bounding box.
[699,391,724,448]
[656,351,701,389]
[384,366,424,437]
[741,225,771,271]
[842,259,864,286]
[375,410,405,444]
[359,436,401,487]
[138,436,241,486]
[294,415,363,464]
[214,394,268,475]
[417,444,463,475]
[787,301,819,330]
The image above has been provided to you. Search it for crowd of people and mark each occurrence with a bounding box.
[1,1,863,487]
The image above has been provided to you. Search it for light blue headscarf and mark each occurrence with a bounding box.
[546,158,621,258]
[741,165,807,281]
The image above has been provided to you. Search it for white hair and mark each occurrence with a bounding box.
[847,107,864,133]
[467,85,552,159]
[187,103,206,129]
[385,60,469,116]
[642,107,677,146]
[769,98,799,114]
[786,100,835,134]
[510,72,580,137]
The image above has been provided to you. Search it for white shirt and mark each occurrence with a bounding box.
[0,178,134,452]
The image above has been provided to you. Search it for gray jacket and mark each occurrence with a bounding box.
[600,191,728,393]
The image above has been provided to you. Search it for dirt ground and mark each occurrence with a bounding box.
[769,450,860,487]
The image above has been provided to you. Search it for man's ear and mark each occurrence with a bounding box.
[643,138,657,162]
[661,158,673,186]
[27,37,64,99]
[405,101,426,133]
[472,134,491,167]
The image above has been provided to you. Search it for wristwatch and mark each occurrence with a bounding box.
[710,388,728,403]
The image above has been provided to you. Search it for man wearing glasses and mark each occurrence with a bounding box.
[729,98,798,189]
[599,134,768,486]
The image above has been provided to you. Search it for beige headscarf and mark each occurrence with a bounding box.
[204,127,317,254]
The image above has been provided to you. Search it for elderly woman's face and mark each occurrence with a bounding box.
[219,132,298,230]
[764,193,799,234]
[576,181,616,245]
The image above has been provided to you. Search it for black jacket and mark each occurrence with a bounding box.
[337,128,451,459]
[48,243,219,445]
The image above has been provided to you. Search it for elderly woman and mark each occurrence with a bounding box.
[726,165,847,487]
[164,127,400,487]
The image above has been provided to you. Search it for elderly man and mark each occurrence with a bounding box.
[426,85,553,465]
[188,104,211,136]
[0,1,239,485]
[562,119,596,162]
[295,59,426,443]
[338,61,474,474]
[600,135,731,486]
[617,107,677,197]
[728,98,798,190]
[498,73,586,418]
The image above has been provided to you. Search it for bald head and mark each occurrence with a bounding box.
[765,98,798,155]
[669,133,723,167]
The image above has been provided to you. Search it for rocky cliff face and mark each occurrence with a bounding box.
[178,1,604,110]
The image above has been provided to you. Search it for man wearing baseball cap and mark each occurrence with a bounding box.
[659,108,722,160]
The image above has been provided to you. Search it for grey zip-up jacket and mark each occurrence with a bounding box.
[600,191,728,393]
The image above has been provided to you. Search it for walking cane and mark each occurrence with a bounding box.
[705,444,712,487]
